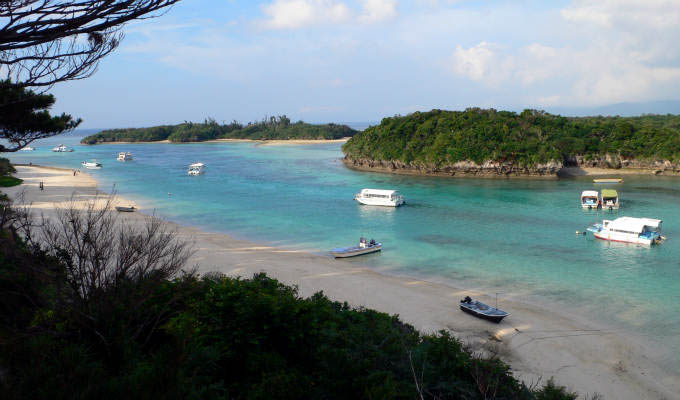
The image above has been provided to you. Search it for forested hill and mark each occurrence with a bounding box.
[81,116,357,144]
[342,108,680,176]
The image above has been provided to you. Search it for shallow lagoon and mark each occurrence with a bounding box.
[8,134,680,369]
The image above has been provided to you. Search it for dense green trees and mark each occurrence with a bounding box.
[81,116,357,144]
[0,82,81,152]
[342,108,680,167]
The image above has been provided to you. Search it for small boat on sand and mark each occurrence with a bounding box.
[459,296,509,323]
[331,237,382,258]
[593,178,622,184]
[115,205,136,212]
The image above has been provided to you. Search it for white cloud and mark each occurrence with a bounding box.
[260,0,351,29]
[359,0,398,23]
[561,0,680,29]
[450,42,513,85]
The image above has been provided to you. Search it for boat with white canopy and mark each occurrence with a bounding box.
[587,217,664,245]
[117,152,133,161]
[188,162,206,175]
[20,146,35,151]
[581,190,599,209]
[354,189,405,207]
[52,144,73,152]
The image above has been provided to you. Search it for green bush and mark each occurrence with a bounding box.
[0,157,16,175]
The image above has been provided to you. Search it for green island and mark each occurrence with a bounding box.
[81,116,357,144]
[342,108,680,177]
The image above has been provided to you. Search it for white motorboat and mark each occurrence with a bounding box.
[330,237,382,258]
[354,188,405,207]
[587,217,664,245]
[52,144,73,152]
[117,152,133,161]
[581,190,599,209]
[188,162,206,175]
[20,146,35,151]
[601,189,620,210]
[81,160,102,169]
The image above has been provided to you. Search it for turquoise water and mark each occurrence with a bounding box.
[7,133,680,369]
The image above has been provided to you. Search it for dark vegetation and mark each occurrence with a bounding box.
[342,108,680,167]
[81,116,357,144]
[0,190,585,399]
[0,158,21,186]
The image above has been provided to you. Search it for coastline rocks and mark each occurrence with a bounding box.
[343,156,563,178]
[565,155,680,175]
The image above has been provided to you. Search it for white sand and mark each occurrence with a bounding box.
[4,165,679,400]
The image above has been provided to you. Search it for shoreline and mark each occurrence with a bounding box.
[4,165,679,399]
[80,138,350,146]
[342,158,680,179]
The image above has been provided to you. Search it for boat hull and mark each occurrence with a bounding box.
[115,206,136,212]
[459,304,508,323]
[331,244,382,258]
[355,197,404,207]
[593,232,654,245]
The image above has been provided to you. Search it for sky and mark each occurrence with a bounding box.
[47,0,680,128]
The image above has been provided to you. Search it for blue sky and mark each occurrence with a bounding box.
[49,0,680,128]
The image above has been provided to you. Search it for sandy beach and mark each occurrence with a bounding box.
[4,165,679,400]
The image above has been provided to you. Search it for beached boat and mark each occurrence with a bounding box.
[330,237,382,258]
[52,144,73,152]
[117,152,133,161]
[459,296,509,323]
[188,162,205,175]
[354,189,405,207]
[20,146,35,151]
[115,205,136,212]
[587,217,664,245]
[581,190,599,209]
[601,189,620,210]
[81,160,102,169]
[593,178,622,183]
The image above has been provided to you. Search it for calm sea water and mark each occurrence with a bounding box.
[7,133,680,369]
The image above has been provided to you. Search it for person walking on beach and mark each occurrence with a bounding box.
[39,181,44,191]
[73,170,76,176]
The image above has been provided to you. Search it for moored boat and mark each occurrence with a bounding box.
[52,144,73,152]
[354,188,405,207]
[459,296,509,323]
[115,205,136,212]
[117,152,133,161]
[581,190,599,209]
[601,189,620,210]
[587,217,664,245]
[20,146,35,151]
[593,178,622,183]
[81,160,102,169]
[331,237,382,258]
[188,162,205,175]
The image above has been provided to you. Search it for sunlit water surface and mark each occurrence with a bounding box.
[7,133,680,370]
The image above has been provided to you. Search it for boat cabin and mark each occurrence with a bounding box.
[354,189,405,207]
[601,189,619,209]
[188,162,206,175]
[581,190,599,208]
[593,217,663,245]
